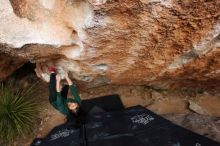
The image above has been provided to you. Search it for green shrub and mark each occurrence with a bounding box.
[0,81,38,143]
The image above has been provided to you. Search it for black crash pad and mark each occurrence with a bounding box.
[85,106,220,146]
[31,122,81,146]
[81,94,124,114]
[31,106,220,146]
[31,95,220,146]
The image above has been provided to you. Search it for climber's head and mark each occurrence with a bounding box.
[66,99,79,112]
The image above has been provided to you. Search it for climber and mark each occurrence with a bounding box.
[48,67,84,125]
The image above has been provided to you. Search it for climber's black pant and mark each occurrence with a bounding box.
[48,73,69,103]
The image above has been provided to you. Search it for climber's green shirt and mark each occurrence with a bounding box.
[51,85,81,116]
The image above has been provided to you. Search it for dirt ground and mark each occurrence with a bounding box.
[7,78,220,146]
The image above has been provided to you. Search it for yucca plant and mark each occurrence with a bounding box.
[0,81,38,144]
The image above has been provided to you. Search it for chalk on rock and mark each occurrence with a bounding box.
[88,0,107,6]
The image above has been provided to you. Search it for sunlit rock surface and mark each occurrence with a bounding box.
[0,0,220,89]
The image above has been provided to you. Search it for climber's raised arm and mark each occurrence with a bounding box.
[65,72,73,86]
[65,72,81,103]
[56,74,62,92]
[55,74,69,114]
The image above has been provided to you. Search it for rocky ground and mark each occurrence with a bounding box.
[3,74,220,146]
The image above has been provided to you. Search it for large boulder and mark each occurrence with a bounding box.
[0,0,220,89]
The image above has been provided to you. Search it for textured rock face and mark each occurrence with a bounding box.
[0,0,220,89]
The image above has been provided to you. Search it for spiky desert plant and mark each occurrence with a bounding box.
[0,81,38,143]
